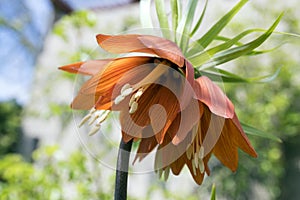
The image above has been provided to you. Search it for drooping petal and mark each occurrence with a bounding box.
[138,35,185,67]
[185,157,205,185]
[184,60,195,86]
[171,99,203,145]
[133,128,158,164]
[71,57,153,110]
[199,106,222,154]
[229,114,257,157]
[212,122,239,172]
[131,84,180,144]
[80,57,153,95]
[120,110,144,143]
[71,93,100,110]
[96,34,185,67]
[155,131,191,171]
[96,34,155,55]
[59,59,114,76]
[175,60,196,111]
[194,76,235,119]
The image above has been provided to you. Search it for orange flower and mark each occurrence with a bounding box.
[59,34,257,185]
[145,76,258,184]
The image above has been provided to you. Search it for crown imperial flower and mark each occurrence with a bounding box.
[60,34,257,184]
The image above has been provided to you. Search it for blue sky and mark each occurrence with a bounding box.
[0,0,135,105]
[0,0,54,104]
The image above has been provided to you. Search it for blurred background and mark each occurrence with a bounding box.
[0,0,299,199]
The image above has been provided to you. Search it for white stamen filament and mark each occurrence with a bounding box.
[78,107,111,136]
[194,154,199,168]
[122,87,133,96]
[114,84,133,105]
[79,108,96,127]
[129,95,135,107]
[134,88,144,99]
[192,162,197,176]
[129,101,138,114]
[88,124,101,136]
[199,146,204,159]
[79,114,91,127]
[121,83,131,93]
[186,145,193,160]
[114,95,125,105]
[96,110,110,125]
[199,159,205,174]
[88,111,102,125]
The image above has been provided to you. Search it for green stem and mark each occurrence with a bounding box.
[114,139,133,200]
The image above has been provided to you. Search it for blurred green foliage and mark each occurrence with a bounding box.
[0,146,114,200]
[0,100,22,156]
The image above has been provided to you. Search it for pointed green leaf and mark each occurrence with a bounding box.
[155,0,171,39]
[140,0,153,28]
[199,13,283,70]
[198,67,281,83]
[210,184,216,200]
[188,28,265,66]
[176,0,199,53]
[249,67,282,83]
[246,45,282,56]
[170,0,179,37]
[190,0,208,36]
[188,0,248,56]
[199,71,249,83]
[241,122,282,142]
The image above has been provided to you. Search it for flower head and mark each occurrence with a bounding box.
[60,34,257,185]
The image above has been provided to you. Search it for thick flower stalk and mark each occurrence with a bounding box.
[60,34,257,185]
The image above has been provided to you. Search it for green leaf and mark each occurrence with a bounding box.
[241,122,282,142]
[198,69,249,83]
[198,13,283,70]
[197,67,281,83]
[170,0,180,38]
[140,0,153,28]
[188,0,248,55]
[188,28,265,66]
[176,0,199,53]
[249,67,282,83]
[155,0,171,39]
[214,35,283,57]
[246,45,282,56]
[210,183,216,200]
[190,0,208,36]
